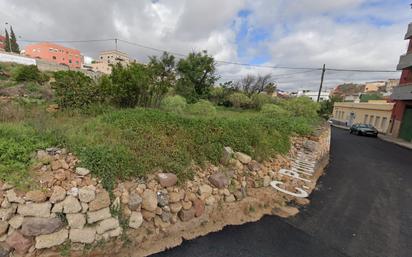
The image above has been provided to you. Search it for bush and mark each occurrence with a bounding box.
[160,95,187,114]
[260,104,290,117]
[280,97,320,118]
[250,93,273,110]
[52,71,99,109]
[187,100,216,116]
[12,65,49,83]
[227,92,251,108]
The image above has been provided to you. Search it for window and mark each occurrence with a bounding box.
[76,61,79,64]
[381,117,387,130]
[369,115,374,125]
[341,111,345,120]
[49,48,53,52]
[69,60,72,63]
[52,56,56,60]
[375,116,380,127]
[364,114,369,123]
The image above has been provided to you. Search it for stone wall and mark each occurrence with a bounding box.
[0,125,331,257]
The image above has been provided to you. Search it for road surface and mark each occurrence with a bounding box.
[153,127,412,257]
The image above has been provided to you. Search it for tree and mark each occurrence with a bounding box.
[9,26,20,53]
[176,51,219,103]
[234,74,273,96]
[318,95,343,119]
[4,29,10,52]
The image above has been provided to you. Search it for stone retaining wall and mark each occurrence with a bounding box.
[0,125,331,257]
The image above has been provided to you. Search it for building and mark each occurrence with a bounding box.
[90,50,130,74]
[344,93,361,103]
[364,81,385,92]
[332,101,394,133]
[296,90,330,102]
[24,42,83,69]
[390,22,412,142]
[385,79,399,92]
[0,35,5,51]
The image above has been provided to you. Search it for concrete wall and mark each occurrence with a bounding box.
[0,53,36,65]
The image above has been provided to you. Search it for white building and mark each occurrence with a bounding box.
[297,90,330,102]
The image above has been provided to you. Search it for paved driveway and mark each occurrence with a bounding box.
[154,127,412,257]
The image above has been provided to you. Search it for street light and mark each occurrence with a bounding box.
[5,22,12,52]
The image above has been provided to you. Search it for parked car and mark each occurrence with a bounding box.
[349,124,378,137]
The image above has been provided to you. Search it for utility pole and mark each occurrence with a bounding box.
[317,64,326,102]
[115,38,118,51]
[5,22,12,52]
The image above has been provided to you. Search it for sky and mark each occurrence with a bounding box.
[0,0,411,91]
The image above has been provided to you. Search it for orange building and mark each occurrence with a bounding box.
[25,42,83,69]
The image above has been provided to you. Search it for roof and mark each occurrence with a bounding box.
[0,35,5,41]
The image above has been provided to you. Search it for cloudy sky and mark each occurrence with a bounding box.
[1,0,411,91]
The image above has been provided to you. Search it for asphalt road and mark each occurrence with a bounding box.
[153,127,412,257]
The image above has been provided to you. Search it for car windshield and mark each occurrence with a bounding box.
[358,124,373,128]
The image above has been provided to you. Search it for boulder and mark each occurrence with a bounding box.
[128,212,143,229]
[62,196,82,214]
[141,210,156,221]
[234,152,252,164]
[225,194,236,203]
[157,192,169,207]
[178,208,196,222]
[169,191,183,203]
[87,207,111,224]
[198,185,213,196]
[96,218,119,234]
[6,231,32,254]
[220,146,234,165]
[17,202,51,218]
[78,187,96,203]
[247,161,262,172]
[128,192,142,211]
[88,190,110,211]
[0,221,8,236]
[75,167,90,176]
[0,247,8,257]
[192,199,205,217]
[0,205,17,221]
[69,227,96,244]
[6,190,24,204]
[25,190,47,202]
[141,190,157,212]
[21,217,63,236]
[169,203,182,213]
[181,201,192,210]
[303,140,319,152]
[8,215,24,229]
[49,186,66,203]
[208,173,230,189]
[36,150,52,164]
[35,229,68,249]
[157,173,178,187]
[66,213,86,229]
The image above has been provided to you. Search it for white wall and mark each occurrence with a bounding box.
[0,53,36,65]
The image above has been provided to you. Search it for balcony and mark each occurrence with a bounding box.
[391,84,412,100]
[397,53,412,70]
[405,23,412,40]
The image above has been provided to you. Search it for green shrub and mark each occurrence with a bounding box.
[227,92,251,108]
[52,71,99,109]
[260,104,290,117]
[187,100,216,116]
[280,97,320,118]
[160,95,187,114]
[250,93,274,110]
[12,65,49,83]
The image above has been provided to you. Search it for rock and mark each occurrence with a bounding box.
[62,196,82,214]
[51,202,63,213]
[107,227,122,238]
[294,198,310,206]
[192,199,205,217]
[25,190,47,203]
[51,160,62,171]
[248,161,262,172]
[81,202,89,213]
[21,217,63,236]
[169,203,182,213]
[96,218,119,234]
[205,196,216,206]
[8,215,24,229]
[78,187,95,203]
[1,184,13,191]
[157,192,169,207]
[6,231,32,254]
[0,221,8,236]
[161,211,172,222]
[208,173,230,189]
[67,187,79,197]
[49,186,66,203]
[221,146,234,165]
[198,185,213,196]
[35,229,68,249]
[303,140,319,152]
[0,248,8,257]
[66,214,86,229]
[128,212,143,229]
[141,210,156,221]
[273,206,300,218]
[181,201,192,210]
[70,228,96,244]
[87,207,111,224]
[263,176,271,187]
[234,152,252,164]
[6,190,24,204]
[128,192,142,211]
[169,192,183,203]
[36,150,52,164]
[141,190,157,212]
[1,199,10,209]
[157,173,178,187]
[88,190,110,211]
[0,205,17,221]
[17,202,51,218]
[178,208,196,222]
[225,194,236,203]
[75,167,90,176]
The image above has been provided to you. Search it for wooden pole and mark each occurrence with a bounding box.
[317,64,326,102]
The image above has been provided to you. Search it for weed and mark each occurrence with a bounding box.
[59,241,71,257]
